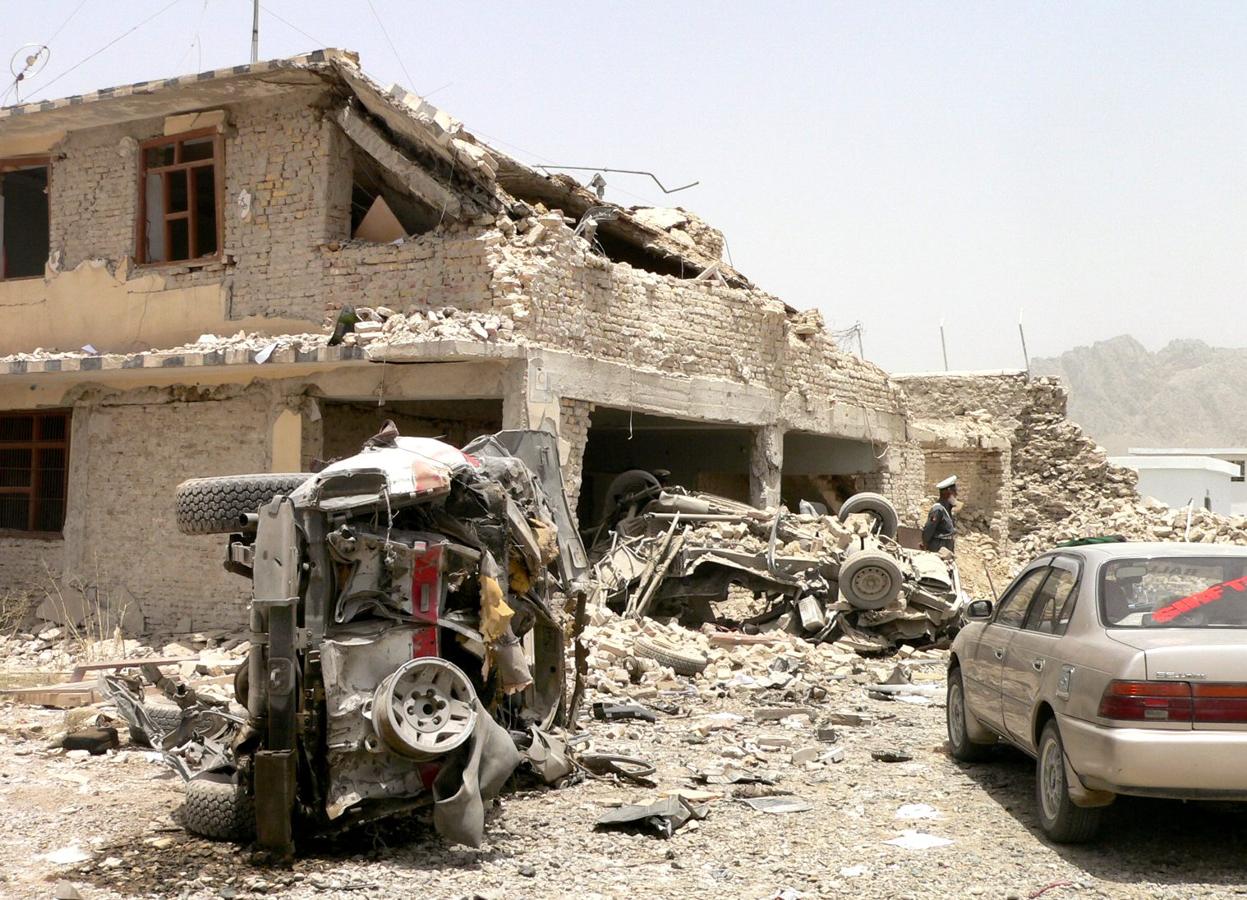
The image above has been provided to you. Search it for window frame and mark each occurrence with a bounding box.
[0,155,51,282]
[135,128,224,266]
[992,564,1051,629]
[1022,555,1082,636]
[0,409,71,538]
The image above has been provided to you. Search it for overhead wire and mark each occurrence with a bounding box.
[364,0,416,90]
[257,2,330,50]
[1,0,90,105]
[27,0,188,101]
[175,0,212,72]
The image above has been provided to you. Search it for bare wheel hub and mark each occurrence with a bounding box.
[849,565,893,605]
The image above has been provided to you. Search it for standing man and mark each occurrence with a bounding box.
[922,475,958,553]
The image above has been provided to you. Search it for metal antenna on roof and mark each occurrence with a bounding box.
[251,0,260,63]
[536,165,699,195]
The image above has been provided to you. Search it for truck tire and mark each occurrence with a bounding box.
[633,635,709,677]
[838,550,903,609]
[127,696,185,748]
[181,774,255,842]
[174,473,311,535]
[837,492,899,539]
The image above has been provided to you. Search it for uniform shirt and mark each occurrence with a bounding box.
[922,500,956,550]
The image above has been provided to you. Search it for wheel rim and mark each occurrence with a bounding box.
[371,658,478,760]
[848,565,894,606]
[947,681,965,749]
[1039,733,1065,822]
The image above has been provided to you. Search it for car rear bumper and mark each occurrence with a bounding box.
[1060,713,1247,799]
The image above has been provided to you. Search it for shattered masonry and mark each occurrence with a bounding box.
[0,49,920,633]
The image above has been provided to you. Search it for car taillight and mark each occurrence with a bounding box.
[1192,683,1247,724]
[1098,680,1247,724]
[1097,680,1192,722]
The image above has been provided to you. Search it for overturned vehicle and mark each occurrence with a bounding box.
[111,427,586,854]
[589,475,965,652]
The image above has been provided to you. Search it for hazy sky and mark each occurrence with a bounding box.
[7,1,1247,372]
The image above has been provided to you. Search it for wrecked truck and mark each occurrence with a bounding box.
[590,483,966,652]
[111,427,587,854]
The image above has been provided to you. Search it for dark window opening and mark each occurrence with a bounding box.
[779,431,880,513]
[348,148,441,242]
[0,410,70,534]
[1232,460,1245,484]
[139,131,220,263]
[1,161,49,279]
[312,399,503,470]
[577,407,754,529]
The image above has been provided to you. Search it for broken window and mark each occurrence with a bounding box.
[0,159,50,280]
[0,410,70,533]
[348,147,439,241]
[139,130,221,263]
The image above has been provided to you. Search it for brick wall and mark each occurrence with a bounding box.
[0,537,64,605]
[557,398,594,515]
[494,224,904,417]
[922,446,1012,542]
[64,388,273,634]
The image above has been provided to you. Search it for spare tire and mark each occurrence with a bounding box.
[838,549,904,610]
[837,492,899,539]
[128,696,185,748]
[174,473,311,535]
[633,634,709,677]
[181,774,255,842]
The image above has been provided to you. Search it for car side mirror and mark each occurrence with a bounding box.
[966,599,994,620]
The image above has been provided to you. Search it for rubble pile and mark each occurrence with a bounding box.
[580,600,943,700]
[366,305,518,345]
[592,488,965,652]
[1003,380,1247,563]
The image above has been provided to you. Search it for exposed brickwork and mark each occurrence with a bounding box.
[557,398,594,515]
[0,538,63,603]
[63,388,272,633]
[922,447,1012,542]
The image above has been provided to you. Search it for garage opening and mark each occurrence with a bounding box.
[577,407,754,531]
[308,399,503,469]
[780,432,879,513]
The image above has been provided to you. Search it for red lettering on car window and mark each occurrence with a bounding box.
[1152,575,1247,623]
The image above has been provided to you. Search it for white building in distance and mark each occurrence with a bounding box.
[1108,448,1247,517]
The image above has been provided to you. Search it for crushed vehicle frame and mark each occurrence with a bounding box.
[113,427,587,855]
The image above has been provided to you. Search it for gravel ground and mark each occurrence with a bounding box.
[2,656,1246,900]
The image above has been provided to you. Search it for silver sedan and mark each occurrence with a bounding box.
[947,541,1247,842]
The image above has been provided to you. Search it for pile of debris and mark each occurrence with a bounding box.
[365,305,517,345]
[589,481,965,653]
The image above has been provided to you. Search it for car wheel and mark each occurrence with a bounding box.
[1036,719,1105,843]
[946,668,993,762]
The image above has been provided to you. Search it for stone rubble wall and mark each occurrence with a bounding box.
[897,373,1141,553]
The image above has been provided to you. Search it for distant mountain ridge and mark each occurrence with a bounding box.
[1030,335,1247,454]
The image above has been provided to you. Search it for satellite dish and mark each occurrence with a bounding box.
[8,44,51,102]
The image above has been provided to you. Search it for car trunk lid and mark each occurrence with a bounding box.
[1108,629,1247,730]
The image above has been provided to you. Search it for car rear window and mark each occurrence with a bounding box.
[1100,557,1247,628]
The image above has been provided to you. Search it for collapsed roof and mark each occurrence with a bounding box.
[0,49,748,287]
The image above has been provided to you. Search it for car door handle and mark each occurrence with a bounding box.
[993,648,1005,660]
[1032,659,1045,672]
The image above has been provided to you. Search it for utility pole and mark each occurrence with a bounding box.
[939,318,949,371]
[251,0,260,63]
[1018,309,1031,378]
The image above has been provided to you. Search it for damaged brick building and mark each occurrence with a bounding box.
[0,50,928,633]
